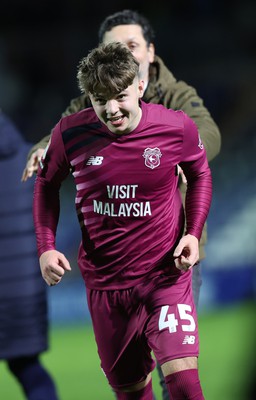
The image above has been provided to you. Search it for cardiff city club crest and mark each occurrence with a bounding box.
[143,147,162,169]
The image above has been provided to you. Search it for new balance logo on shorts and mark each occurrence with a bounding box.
[86,156,104,165]
[182,335,195,344]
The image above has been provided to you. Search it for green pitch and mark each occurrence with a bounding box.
[0,300,255,399]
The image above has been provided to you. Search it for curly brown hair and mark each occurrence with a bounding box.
[77,42,139,96]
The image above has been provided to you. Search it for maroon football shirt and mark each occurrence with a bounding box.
[33,101,212,289]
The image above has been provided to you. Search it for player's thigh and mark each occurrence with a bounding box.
[86,287,155,388]
[145,276,199,366]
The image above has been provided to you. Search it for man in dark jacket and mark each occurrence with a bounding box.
[0,110,59,400]
[21,9,221,399]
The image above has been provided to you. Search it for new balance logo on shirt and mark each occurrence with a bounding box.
[86,156,104,165]
[182,335,195,344]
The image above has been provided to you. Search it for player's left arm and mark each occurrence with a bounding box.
[173,234,199,271]
[178,112,213,242]
[173,113,212,270]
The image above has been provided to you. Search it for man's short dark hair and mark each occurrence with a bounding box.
[98,9,155,46]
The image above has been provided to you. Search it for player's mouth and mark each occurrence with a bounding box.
[108,115,125,126]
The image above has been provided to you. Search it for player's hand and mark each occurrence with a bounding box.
[177,165,187,185]
[39,250,71,286]
[173,234,199,271]
[21,148,45,182]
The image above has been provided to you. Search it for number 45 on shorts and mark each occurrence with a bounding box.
[158,304,196,333]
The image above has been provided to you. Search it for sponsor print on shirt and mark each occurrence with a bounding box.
[93,184,152,217]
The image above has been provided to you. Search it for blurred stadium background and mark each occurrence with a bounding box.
[0,0,255,398]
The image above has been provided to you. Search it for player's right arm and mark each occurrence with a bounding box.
[39,250,71,286]
[33,119,71,285]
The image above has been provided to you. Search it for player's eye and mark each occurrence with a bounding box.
[95,98,106,105]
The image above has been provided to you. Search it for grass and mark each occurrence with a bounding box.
[0,300,255,399]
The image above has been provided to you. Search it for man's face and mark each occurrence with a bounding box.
[89,77,144,135]
[103,24,155,86]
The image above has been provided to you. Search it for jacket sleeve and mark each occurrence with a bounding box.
[27,134,51,160]
[61,93,91,116]
[27,94,91,160]
[169,80,221,162]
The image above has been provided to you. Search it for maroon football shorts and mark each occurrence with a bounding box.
[86,271,199,389]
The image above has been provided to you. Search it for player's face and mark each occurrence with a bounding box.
[103,24,155,86]
[89,77,144,135]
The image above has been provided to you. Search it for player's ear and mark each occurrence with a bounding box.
[138,80,144,97]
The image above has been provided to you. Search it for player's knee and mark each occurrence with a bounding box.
[161,355,198,376]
